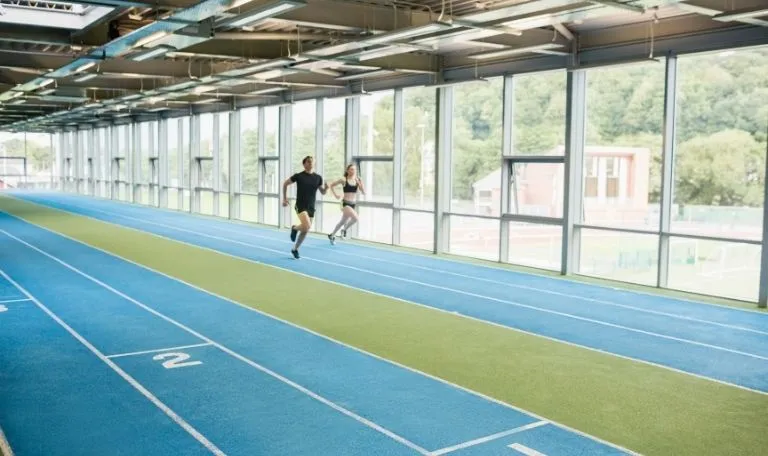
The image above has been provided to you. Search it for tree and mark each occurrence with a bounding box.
[675,129,765,207]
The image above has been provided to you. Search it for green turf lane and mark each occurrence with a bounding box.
[2,194,767,456]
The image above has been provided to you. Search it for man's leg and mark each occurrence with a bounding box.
[291,211,312,258]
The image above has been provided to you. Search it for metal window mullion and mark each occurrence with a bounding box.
[212,113,221,216]
[57,132,65,190]
[159,119,169,208]
[133,122,141,202]
[258,107,266,223]
[190,115,200,213]
[314,100,324,228]
[109,125,116,198]
[500,75,515,263]
[345,96,360,163]
[176,118,184,210]
[278,105,293,229]
[435,86,453,255]
[562,69,587,275]
[393,89,404,245]
[229,110,241,220]
[658,55,678,289]
[88,129,95,195]
[759,125,768,308]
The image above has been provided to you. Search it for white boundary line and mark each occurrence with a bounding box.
[0,298,31,305]
[0,228,431,456]
[54,204,768,362]
[175,220,768,336]
[6,199,766,399]
[0,268,225,456]
[43,192,767,316]
[0,424,13,456]
[0,210,642,455]
[508,443,547,456]
[106,342,213,359]
[429,421,548,455]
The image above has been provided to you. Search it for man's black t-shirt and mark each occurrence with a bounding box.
[291,171,323,209]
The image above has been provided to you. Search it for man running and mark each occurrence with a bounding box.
[282,156,328,258]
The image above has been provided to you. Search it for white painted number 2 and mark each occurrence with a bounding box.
[152,352,202,369]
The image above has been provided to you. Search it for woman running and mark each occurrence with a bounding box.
[328,164,365,244]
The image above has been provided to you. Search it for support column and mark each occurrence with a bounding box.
[561,70,587,275]
[658,55,678,289]
[159,119,169,208]
[434,86,453,254]
[500,75,515,263]
[190,115,200,213]
[132,122,140,203]
[314,100,324,228]
[278,105,293,229]
[257,107,266,224]
[759,125,768,308]
[212,114,221,216]
[393,89,404,245]
[345,97,360,164]
[229,110,241,220]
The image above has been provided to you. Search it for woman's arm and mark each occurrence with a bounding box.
[329,178,344,199]
[357,178,366,195]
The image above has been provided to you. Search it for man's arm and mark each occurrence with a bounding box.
[318,176,329,195]
[282,177,294,206]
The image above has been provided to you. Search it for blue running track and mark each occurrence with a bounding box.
[2,191,768,454]
[0,198,633,455]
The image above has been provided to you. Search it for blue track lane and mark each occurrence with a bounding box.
[11,191,768,395]
[0,210,627,455]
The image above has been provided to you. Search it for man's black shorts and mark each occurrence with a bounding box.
[295,204,316,218]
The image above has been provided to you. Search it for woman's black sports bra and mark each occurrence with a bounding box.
[342,179,358,193]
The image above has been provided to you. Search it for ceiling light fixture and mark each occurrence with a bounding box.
[134,31,170,48]
[225,1,306,28]
[468,43,564,59]
[713,7,768,21]
[132,46,175,62]
[363,22,450,45]
[74,73,98,83]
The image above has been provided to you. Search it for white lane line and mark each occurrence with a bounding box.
[11,199,767,400]
[106,342,213,359]
[64,207,768,362]
[0,267,225,456]
[0,228,430,456]
[53,192,768,317]
[175,223,768,336]
[430,421,548,455]
[7,212,639,456]
[0,424,13,456]
[0,298,32,304]
[508,443,547,456]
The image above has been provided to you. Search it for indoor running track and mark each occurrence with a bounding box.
[0,208,629,455]
[10,191,768,396]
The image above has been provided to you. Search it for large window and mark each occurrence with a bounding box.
[291,100,316,172]
[513,71,566,156]
[360,90,394,156]
[583,61,665,230]
[579,229,659,286]
[240,107,259,193]
[673,48,767,242]
[403,87,436,210]
[451,78,503,216]
[264,106,279,156]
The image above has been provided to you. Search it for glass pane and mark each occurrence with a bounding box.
[673,47,768,241]
[403,87,436,210]
[579,228,658,286]
[26,133,53,189]
[263,196,278,226]
[667,238,760,302]
[240,107,259,193]
[199,190,214,215]
[507,222,562,271]
[200,113,213,157]
[512,71,566,156]
[451,77,503,216]
[140,123,151,183]
[507,162,564,218]
[219,193,229,218]
[357,207,393,244]
[263,160,279,193]
[181,117,191,188]
[583,62,664,230]
[239,194,258,222]
[360,90,394,156]
[168,119,179,187]
[292,100,316,171]
[359,161,393,203]
[320,201,340,233]
[218,113,229,192]
[448,215,500,261]
[167,188,179,210]
[323,98,346,201]
[399,210,434,251]
[264,106,279,156]
[200,160,213,187]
